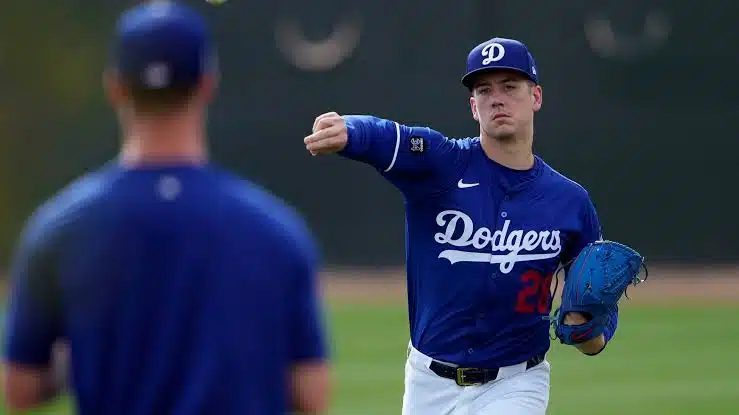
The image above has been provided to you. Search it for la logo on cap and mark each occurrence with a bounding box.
[143,63,171,89]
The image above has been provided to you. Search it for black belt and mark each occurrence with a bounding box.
[428,352,546,387]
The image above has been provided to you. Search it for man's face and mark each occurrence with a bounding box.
[469,70,542,141]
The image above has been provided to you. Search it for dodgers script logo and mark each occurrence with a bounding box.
[434,210,562,274]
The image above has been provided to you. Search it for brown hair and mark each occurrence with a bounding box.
[127,84,199,115]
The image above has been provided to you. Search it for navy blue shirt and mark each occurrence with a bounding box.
[339,116,617,368]
[3,162,328,415]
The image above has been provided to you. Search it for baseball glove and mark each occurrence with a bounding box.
[551,240,648,345]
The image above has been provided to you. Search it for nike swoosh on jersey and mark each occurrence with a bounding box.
[457,179,480,188]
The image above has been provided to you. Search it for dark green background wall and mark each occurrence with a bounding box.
[0,0,736,266]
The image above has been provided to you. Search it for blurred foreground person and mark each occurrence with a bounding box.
[2,1,330,414]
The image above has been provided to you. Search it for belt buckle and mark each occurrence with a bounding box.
[455,367,482,387]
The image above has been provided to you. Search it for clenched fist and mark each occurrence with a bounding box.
[304,112,348,156]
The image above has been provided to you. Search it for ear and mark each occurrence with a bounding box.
[103,69,127,109]
[194,71,219,105]
[532,85,543,112]
[470,95,479,121]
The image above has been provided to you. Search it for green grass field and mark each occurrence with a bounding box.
[4,302,739,414]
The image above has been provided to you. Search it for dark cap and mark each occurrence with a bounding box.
[112,1,216,90]
[461,37,538,89]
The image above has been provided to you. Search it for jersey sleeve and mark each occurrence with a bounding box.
[3,211,63,367]
[338,115,466,196]
[285,222,329,363]
[563,195,603,263]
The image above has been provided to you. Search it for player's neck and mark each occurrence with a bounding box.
[480,132,535,170]
[119,116,208,167]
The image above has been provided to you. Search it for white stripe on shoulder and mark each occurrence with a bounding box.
[384,121,401,172]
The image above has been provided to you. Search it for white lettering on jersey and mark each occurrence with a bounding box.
[434,210,561,274]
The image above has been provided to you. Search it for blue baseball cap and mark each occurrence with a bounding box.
[461,37,538,89]
[112,1,216,90]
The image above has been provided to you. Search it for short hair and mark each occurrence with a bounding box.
[127,83,198,115]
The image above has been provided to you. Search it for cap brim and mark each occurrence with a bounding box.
[461,66,537,89]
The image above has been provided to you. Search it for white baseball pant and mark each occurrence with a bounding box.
[402,344,551,415]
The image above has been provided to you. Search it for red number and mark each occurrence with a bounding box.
[515,271,539,313]
[537,272,553,313]
[515,270,553,314]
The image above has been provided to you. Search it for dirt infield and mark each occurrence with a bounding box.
[322,265,739,305]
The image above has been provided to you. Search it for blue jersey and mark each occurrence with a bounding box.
[3,162,328,415]
[339,115,618,368]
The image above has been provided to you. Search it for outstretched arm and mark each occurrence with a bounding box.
[304,112,465,194]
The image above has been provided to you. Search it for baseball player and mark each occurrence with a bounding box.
[304,37,619,414]
[2,2,330,414]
